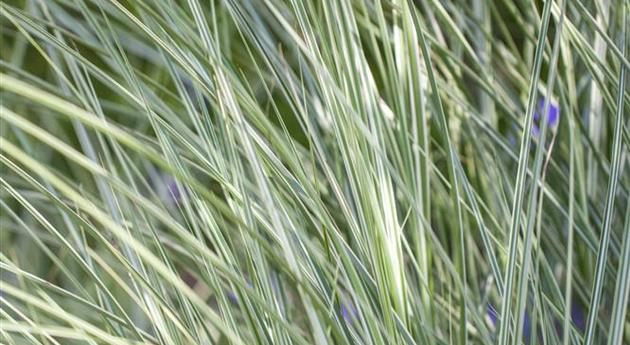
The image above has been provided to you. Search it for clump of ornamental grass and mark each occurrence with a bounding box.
[0,0,628,344]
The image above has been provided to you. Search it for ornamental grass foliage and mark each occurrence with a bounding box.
[0,0,629,344]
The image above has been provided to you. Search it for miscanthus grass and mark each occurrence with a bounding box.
[0,0,628,344]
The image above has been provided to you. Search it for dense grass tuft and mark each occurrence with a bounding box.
[1,0,628,344]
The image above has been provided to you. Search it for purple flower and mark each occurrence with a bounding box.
[571,303,585,332]
[553,302,586,336]
[486,304,532,343]
[227,290,239,304]
[523,310,532,343]
[154,174,183,205]
[532,98,560,137]
[341,300,357,323]
[507,98,560,148]
[487,304,499,326]
[227,282,253,304]
[166,177,181,202]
